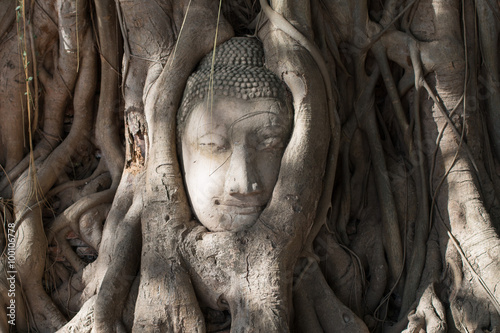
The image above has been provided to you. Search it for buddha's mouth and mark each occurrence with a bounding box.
[214,199,266,215]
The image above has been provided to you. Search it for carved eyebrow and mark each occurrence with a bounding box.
[256,124,288,137]
[194,122,226,139]
[228,111,281,134]
[198,133,227,141]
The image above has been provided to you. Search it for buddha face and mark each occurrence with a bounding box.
[181,96,292,232]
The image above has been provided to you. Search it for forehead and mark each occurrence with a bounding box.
[185,96,292,131]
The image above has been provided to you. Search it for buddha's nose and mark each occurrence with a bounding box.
[224,145,262,196]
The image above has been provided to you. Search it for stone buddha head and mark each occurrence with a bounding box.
[178,37,292,232]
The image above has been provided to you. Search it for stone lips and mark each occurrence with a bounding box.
[178,37,288,129]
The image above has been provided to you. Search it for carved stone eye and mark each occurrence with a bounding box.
[198,134,228,153]
[257,137,283,151]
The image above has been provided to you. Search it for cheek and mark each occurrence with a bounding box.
[184,152,227,202]
[256,152,283,191]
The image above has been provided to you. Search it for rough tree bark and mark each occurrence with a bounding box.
[0,0,499,332]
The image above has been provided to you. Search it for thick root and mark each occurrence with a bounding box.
[314,227,364,315]
[448,254,500,333]
[56,296,96,333]
[402,284,447,333]
[293,258,369,332]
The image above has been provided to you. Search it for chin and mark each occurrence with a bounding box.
[203,212,260,232]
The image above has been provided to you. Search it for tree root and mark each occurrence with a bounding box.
[0,150,41,197]
[51,266,85,316]
[10,5,97,330]
[423,62,500,321]
[48,188,116,244]
[402,284,447,333]
[56,295,96,333]
[80,171,136,306]
[400,41,431,316]
[47,160,109,199]
[293,281,324,332]
[77,203,110,251]
[475,0,500,161]
[314,227,364,316]
[93,190,142,331]
[450,284,500,333]
[260,0,341,253]
[293,259,369,332]
[127,1,234,331]
[359,87,404,284]
[94,0,125,187]
[55,229,86,272]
